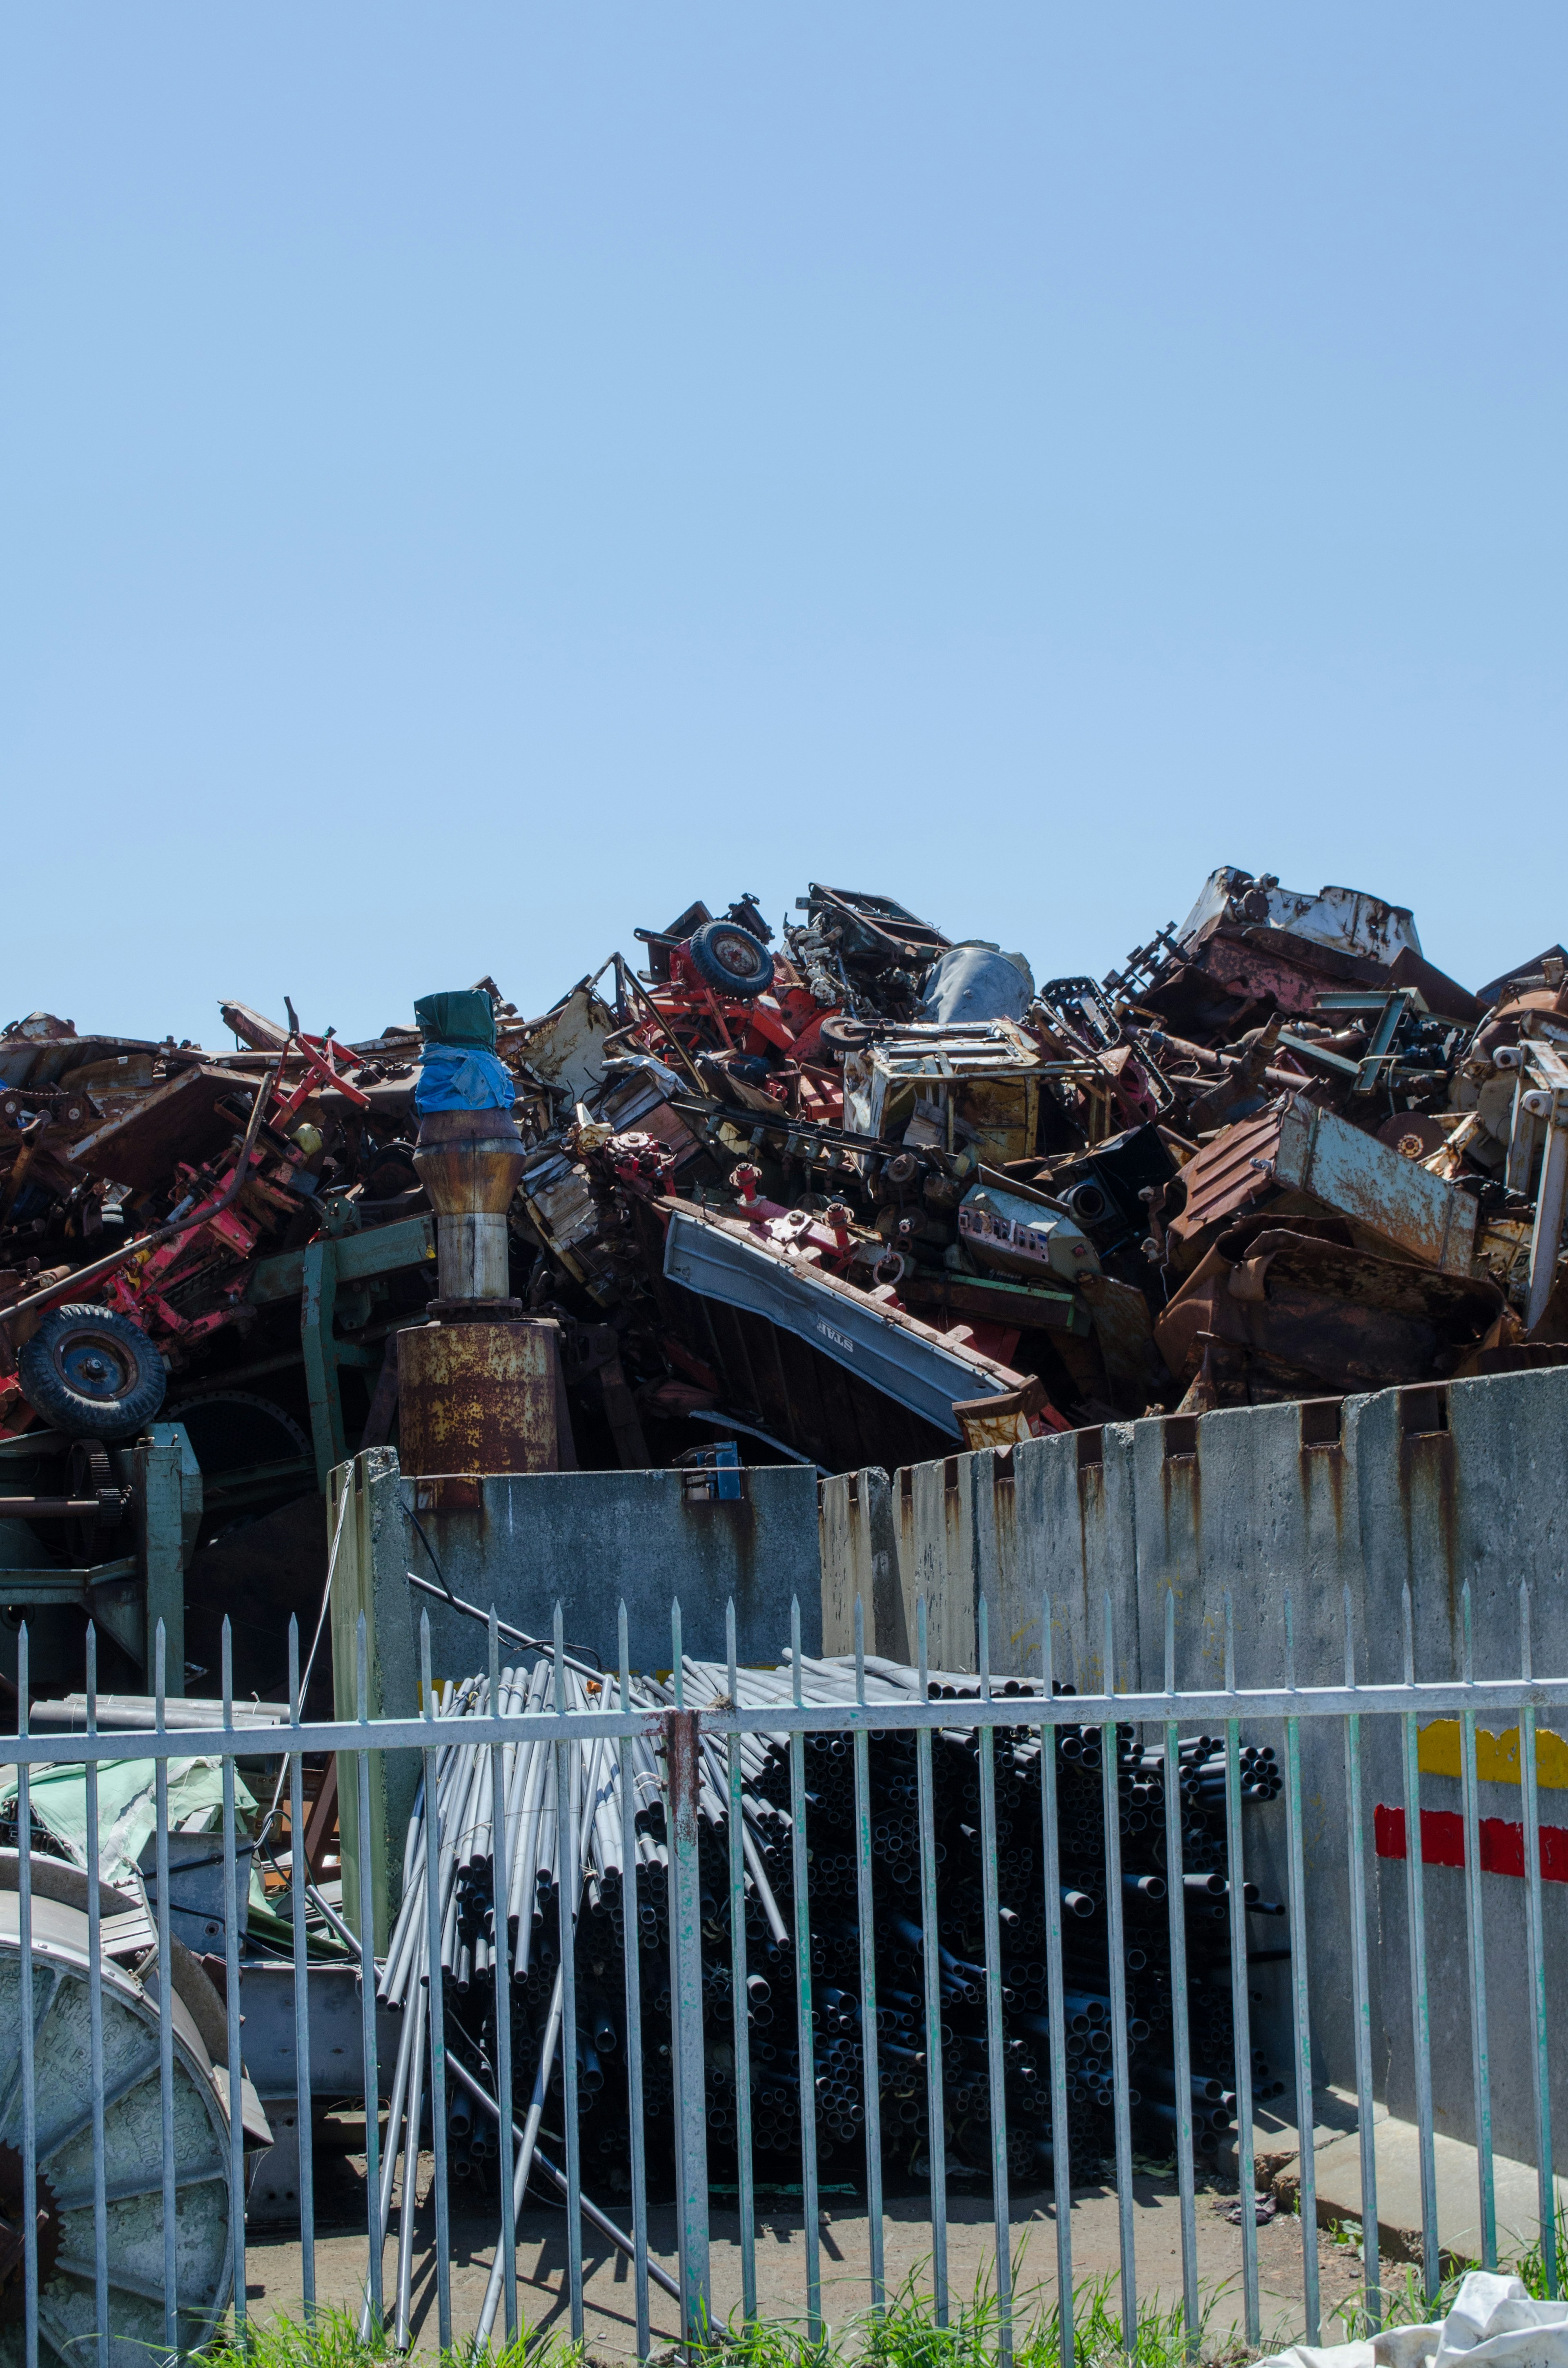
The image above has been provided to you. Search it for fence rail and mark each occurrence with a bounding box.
[0,1576,1560,2368]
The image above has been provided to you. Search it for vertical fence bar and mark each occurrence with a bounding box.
[17,1625,38,2368]
[668,1604,687,2321]
[1282,1594,1320,2343]
[620,1603,651,2358]
[554,1604,585,2342]
[853,1597,886,2321]
[977,1597,1013,2365]
[420,1613,452,2351]
[489,1613,517,2343]
[1161,1593,1199,2357]
[789,1594,822,2340]
[1038,1594,1074,2368]
[1100,1592,1137,2347]
[727,1599,756,2325]
[1400,1585,1440,2304]
[355,1614,384,2327]
[915,1596,949,2328]
[155,1620,179,2352]
[394,1940,426,2350]
[1458,1584,1497,2269]
[219,1622,245,2345]
[1519,1584,1557,2299]
[86,1629,112,2368]
[668,1601,710,2341]
[287,1616,316,2320]
[1223,1595,1260,2348]
[1342,1588,1381,2332]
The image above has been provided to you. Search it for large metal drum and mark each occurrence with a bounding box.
[0,1888,237,2366]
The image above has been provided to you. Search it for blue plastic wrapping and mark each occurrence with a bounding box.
[414,1042,517,1114]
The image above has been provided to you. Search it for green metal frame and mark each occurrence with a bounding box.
[0,1422,200,1688]
[247,1212,437,1490]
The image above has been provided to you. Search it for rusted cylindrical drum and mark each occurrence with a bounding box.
[397,1317,561,1475]
[412,1108,527,1304]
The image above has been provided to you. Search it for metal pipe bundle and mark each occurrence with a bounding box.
[381,1620,1283,2263]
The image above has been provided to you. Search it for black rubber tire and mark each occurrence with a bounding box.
[18,1304,167,1440]
[687,919,775,999]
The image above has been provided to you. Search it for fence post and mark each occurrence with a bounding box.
[666,1704,711,2336]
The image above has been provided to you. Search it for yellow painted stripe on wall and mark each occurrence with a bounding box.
[1418,1721,1568,1788]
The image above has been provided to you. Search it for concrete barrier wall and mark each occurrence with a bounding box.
[820,1367,1568,2165]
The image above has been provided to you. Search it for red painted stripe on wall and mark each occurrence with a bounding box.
[1374,1804,1568,1881]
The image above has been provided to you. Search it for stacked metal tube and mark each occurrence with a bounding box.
[380,1629,1283,2258]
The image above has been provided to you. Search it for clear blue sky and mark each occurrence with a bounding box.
[4,7,1563,1047]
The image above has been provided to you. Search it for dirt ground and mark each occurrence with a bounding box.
[245,2149,1371,2358]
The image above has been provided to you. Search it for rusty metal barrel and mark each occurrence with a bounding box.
[397,1314,561,1475]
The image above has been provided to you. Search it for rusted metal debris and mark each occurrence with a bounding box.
[2,868,1566,1490]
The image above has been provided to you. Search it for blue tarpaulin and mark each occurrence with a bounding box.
[414,1043,517,1113]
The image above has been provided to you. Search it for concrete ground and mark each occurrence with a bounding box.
[245,2149,1368,2359]
[1279,2096,1566,2277]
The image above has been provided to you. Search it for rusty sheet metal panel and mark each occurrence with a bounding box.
[396,1318,561,1477]
[68,1064,249,1190]
[1272,1097,1478,1273]
[1169,1108,1286,1240]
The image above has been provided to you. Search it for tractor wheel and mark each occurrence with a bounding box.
[687,921,775,999]
[18,1305,167,1440]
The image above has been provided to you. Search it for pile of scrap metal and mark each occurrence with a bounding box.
[506,874,1568,1463]
[3,868,1566,1527]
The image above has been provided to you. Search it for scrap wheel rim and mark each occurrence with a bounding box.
[706,928,770,985]
[0,1920,234,2367]
[45,1323,140,1407]
[0,2145,61,2325]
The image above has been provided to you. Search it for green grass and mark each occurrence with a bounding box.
[692,2261,1244,2368]
[202,2262,1242,2368]
[198,2205,1568,2368]
[206,2306,584,2368]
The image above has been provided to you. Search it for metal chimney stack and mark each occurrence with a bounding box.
[395,999,563,1478]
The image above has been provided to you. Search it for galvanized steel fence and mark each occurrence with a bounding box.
[1,1577,1564,2367]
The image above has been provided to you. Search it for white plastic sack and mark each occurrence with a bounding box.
[1259,2273,1568,2368]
